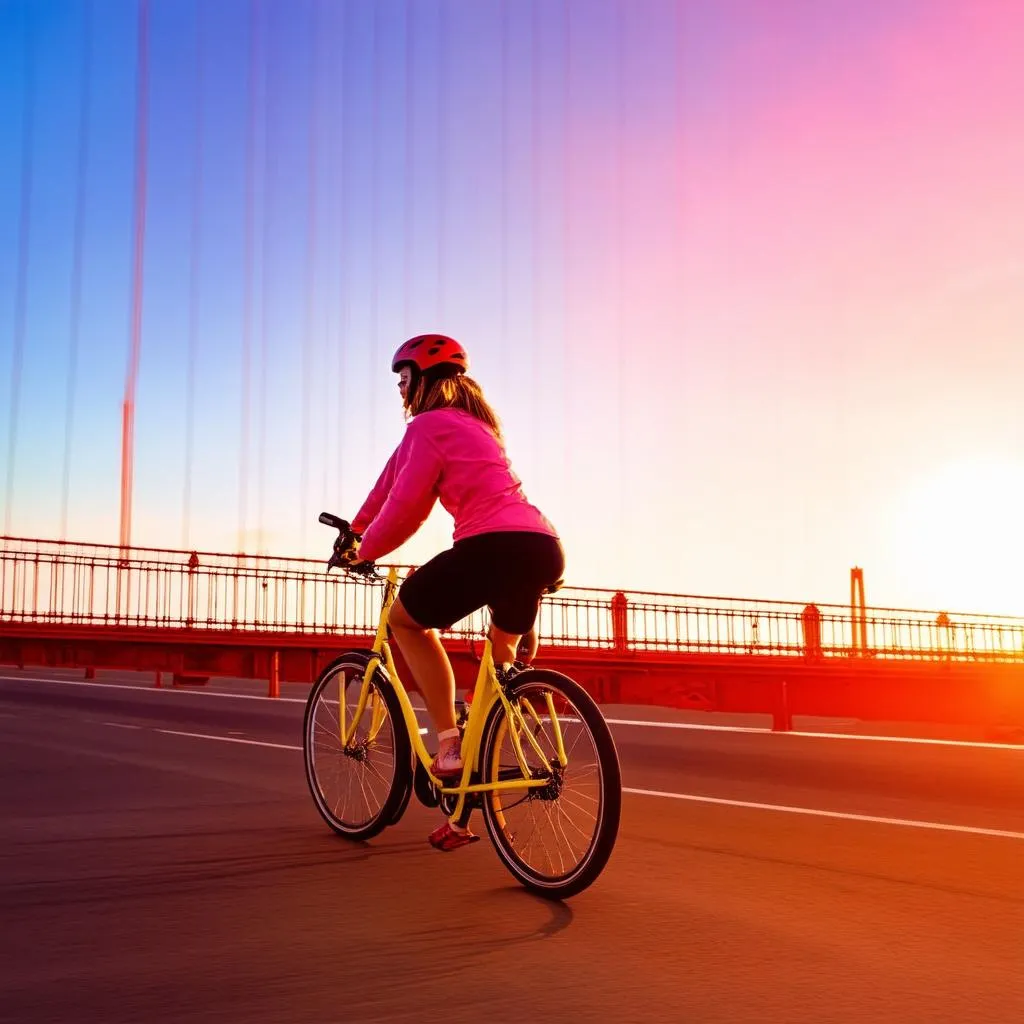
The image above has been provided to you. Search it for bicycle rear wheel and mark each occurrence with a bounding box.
[479,669,621,899]
[303,652,411,841]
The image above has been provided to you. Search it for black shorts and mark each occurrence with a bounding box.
[398,531,565,634]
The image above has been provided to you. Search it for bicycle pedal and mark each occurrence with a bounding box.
[413,760,441,808]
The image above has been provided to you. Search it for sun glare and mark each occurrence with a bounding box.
[893,457,1024,615]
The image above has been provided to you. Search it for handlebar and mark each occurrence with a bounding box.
[318,512,379,578]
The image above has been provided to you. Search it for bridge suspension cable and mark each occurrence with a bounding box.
[300,0,322,556]
[61,1,93,541]
[183,2,207,551]
[6,11,35,537]
[239,1,263,554]
[119,0,150,551]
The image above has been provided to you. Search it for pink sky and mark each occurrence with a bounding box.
[2,0,1022,615]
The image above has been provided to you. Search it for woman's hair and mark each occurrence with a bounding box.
[405,373,503,440]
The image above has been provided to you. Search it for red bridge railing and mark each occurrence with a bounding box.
[2,535,1023,664]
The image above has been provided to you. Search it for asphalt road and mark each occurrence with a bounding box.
[1,673,1021,1023]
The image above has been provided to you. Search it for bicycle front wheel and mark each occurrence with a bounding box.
[480,669,621,899]
[303,653,411,841]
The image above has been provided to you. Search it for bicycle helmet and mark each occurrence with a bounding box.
[391,334,468,377]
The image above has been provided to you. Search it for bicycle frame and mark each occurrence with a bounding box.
[341,565,566,825]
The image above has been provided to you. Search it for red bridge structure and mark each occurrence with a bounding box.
[1,536,1022,733]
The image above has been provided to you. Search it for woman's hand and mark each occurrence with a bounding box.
[339,539,376,575]
[340,539,364,566]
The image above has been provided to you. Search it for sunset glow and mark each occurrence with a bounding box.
[890,457,1024,616]
[0,0,1022,615]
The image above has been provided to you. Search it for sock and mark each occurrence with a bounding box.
[436,727,460,743]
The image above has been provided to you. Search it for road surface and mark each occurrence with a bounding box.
[1,673,1021,1023]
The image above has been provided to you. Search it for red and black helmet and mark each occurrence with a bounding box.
[391,334,469,376]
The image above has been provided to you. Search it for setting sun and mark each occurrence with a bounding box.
[892,456,1024,615]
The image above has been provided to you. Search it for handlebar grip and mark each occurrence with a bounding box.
[320,511,376,577]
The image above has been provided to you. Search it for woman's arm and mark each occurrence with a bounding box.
[350,447,402,536]
[356,421,444,562]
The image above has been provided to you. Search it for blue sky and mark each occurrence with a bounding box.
[2,0,1023,615]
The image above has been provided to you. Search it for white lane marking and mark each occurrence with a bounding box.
[4,674,1023,751]
[154,728,301,751]
[608,718,763,734]
[624,787,1024,841]
[0,674,307,704]
[774,727,1024,751]
[103,723,1024,841]
[607,718,1024,751]
[103,721,141,730]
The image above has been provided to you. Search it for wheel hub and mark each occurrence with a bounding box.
[531,762,564,801]
[344,741,369,762]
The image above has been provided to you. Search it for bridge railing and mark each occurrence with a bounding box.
[2,535,1023,663]
[623,597,1024,661]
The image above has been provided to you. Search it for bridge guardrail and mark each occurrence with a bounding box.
[3,535,1023,664]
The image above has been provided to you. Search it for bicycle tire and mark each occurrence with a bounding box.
[479,669,621,899]
[388,759,415,825]
[303,652,412,841]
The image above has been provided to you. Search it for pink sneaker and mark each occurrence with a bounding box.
[428,821,479,852]
[430,740,463,779]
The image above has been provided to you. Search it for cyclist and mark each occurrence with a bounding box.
[344,333,564,851]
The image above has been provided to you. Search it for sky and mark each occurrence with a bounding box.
[1,0,1023,616]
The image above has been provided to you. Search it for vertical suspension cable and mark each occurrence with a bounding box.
[613,0,625,542]
[674,2,688,367]
[257,4,273,556]
[403,0,414,335]
[321,1,340,508]
[5,12,35,537]
[120,0,150,551]
[240,0,261,553]
[319,0,334,512]
[183,0,206,551]
[561,0,571,491]
[529,0,541,474]
[300,0,321,554]
[337,0,352,503]
[61,0,93,541]
[436,2,446,327]
[368,1,379,443]
[499,0,509,381]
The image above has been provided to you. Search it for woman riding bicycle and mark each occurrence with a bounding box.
[344,334,564,850]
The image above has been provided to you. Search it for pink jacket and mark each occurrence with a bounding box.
[351,408,557,562]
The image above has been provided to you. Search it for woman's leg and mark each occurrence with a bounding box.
[391,597,476,843]
[517,625,539,665]
[488,622,522,668]
[389,597,457,734]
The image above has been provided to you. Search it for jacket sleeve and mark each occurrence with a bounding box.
[351,446,401,536]
[356,421,444,562]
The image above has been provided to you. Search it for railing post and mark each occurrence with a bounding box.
[773,679,793,731]
[268,650,280,698]
[850,567,867,656]
[611,591,628,652]
[186,551,199,628]
[802,603,822,659]
[936,611,952,661]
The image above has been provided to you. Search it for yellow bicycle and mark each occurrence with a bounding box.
[303,513,622,899]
